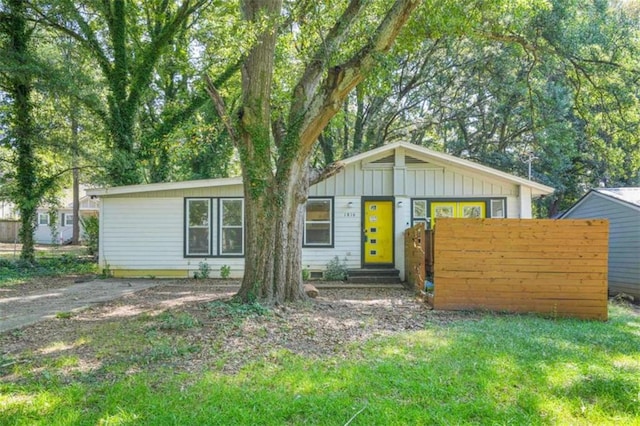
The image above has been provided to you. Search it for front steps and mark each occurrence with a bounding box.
[346,268,403,285]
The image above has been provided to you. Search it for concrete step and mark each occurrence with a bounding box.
[347,276,403,284]
[347,268,400,277]
[346,268,402,285]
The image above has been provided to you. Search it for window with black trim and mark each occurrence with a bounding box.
[304,198,332,246]
[186,198,211,256]
[220,199,244,255]
[411,199,428,227]
[411,198,507,226]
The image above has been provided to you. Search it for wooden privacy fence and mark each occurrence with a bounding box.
[433,218,609,320]
[0,220,20,243]
[404,222,434,292]
[404,222,425,292]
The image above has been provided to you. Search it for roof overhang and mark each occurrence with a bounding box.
[85,142,555,198]
[86,177,243,197]
[560,188,640,218]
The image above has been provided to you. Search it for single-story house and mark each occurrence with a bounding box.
[560,187,640,300]
[35,186,100,244]
[86,141,554,279]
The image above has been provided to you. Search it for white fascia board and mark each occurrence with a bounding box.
[86,177,243,197]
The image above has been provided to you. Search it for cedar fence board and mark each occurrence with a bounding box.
[432,219,608,320]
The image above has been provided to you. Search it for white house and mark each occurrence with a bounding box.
[35,186,100,244]
[560,188,640,300]
[86,141,554,279]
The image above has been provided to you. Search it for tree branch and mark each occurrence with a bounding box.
[297,0,421,155]
[308,161,345,186]
[204,74,237,140]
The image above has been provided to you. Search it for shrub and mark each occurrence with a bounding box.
[80,215,99,257]
[220,265,231,279]
[324,256,347,281]
[194,261,211,279]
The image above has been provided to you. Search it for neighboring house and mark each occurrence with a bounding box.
[0,200,18,220]
[560,188,640,300]
[87,141,554,279]
[35,186,100,244]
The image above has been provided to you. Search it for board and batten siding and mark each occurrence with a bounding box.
[100,197,245,278]
[310,163,517,198]
[563,194,640,298]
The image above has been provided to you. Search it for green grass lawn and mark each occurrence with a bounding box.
[1,301,638,425]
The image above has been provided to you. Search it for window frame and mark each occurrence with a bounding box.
[184,198,212,257]
[218,198,245,257]
[303,196,334,248]
[410,197,508,227]
[38,213,50,226]
[64,214,74,226]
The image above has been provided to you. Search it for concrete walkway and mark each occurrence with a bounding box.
[0,279,161,333]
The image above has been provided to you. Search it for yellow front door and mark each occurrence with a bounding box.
[363,200,393,265]
[430,201,486,229]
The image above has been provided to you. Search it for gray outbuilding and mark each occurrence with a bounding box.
[560,188,640,300]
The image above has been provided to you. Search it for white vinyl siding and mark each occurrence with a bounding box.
[95,143,546,278]
[100,197,245,277]
[302,196,360,271]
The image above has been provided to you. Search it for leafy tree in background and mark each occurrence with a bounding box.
[316,0,640,214]
[30,0,212,185]
[0,0,44,262]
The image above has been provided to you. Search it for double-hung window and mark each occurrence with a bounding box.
[64,214,74,226]
[186,199,211,256]
[38,213,50,226]
[220,199,244,255]
[304,198,333,247]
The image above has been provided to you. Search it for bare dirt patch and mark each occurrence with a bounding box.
[1,278,465,377]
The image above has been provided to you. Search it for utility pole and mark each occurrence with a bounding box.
[522,151,538,180]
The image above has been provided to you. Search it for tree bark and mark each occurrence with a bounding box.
[233,0,420,304]
[6,0,37,263]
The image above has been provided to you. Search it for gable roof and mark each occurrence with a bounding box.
[342,141,554,196]
[86,141,554,197]
[561,187,640,217]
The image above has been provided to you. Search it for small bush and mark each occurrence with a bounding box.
[324,256,348,281]
[80,215,99,258]
[194,261,211,279]
[220,265,231,279]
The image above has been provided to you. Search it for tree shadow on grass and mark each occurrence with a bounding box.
[1,299,639,425]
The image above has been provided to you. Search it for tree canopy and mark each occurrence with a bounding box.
[1,0,638,279]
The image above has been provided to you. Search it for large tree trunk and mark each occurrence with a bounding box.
[236,162,309,303]
[71,112,80,245]
[7,0,38,263]
[232,0,419,304]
